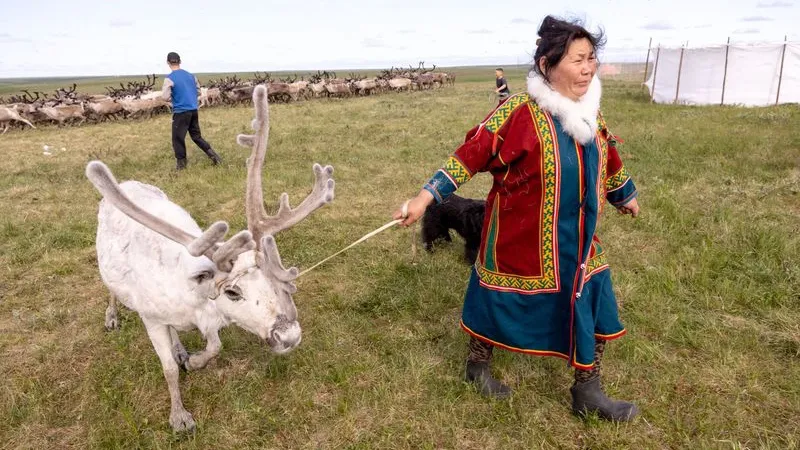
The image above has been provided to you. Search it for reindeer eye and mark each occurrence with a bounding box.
[224,286,243,301]
[192,270,214,284]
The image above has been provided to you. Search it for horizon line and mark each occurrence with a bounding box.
[0,61,650,81]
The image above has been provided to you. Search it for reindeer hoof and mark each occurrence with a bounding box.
[170,409,196,433]
[104,310,119,331]
[174,347,190,371]
[184,353,211,371]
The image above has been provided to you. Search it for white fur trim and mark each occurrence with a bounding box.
[526,72,601,144]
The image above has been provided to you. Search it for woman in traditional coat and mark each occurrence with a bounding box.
[394,16,641,422]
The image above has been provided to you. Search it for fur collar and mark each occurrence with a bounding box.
[526,71,601,144]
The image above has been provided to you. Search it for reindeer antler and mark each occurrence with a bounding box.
[85,162,256,272]
[236,85,335,248]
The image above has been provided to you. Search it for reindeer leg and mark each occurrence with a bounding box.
[105,294,119,330]
[169,327,190,369]
[2,123,7,134]
[184,329,221,371]
[143,319,195,432]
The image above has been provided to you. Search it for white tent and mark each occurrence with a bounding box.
[644,41,800,106]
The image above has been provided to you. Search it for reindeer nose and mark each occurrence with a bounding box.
[269,317,301,353]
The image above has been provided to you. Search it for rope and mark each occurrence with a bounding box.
[297,201,410,277]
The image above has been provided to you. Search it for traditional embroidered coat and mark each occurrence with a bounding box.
[423,75,637,368]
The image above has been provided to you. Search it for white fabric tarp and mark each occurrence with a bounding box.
[644,42,800,106]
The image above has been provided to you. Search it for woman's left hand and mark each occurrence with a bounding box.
[617,198,640,218]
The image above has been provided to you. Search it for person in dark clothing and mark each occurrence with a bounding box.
[495,68,510,104]
[161,52,221,170]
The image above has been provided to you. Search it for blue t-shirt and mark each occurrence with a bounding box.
[167,69,198,113]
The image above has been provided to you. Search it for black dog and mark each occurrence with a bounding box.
[421,194,486,264]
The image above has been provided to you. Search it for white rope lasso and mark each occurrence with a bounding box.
[298,201,410,278]
[210,265,258,299]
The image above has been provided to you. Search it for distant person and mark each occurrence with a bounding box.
[495,68,510,104]
[161,52,221,170]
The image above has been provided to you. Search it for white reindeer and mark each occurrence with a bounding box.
[85,85,334,432]
[198,87,221,108]
[0,105,36,133]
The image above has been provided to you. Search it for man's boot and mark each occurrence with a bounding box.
[176,158,187,171]
[465,361,512,399]
[570,377,639,421]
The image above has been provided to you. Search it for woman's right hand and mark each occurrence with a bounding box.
[393,189,435,227]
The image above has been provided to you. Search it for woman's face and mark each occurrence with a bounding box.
[539,38,597,101]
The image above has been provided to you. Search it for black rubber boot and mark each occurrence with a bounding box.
[206,149,222,165]
[465,361,512,399]
[176,158,187,171]
[570,377,639,422]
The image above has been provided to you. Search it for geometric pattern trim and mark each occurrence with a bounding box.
[483,93,530,134]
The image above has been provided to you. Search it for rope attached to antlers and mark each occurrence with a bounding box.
[297,201,416,277]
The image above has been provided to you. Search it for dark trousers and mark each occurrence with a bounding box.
[172,110,212,160]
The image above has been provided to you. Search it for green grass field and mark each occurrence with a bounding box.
[0,67,798,449]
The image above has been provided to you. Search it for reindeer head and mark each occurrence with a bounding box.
[86,84,334,354]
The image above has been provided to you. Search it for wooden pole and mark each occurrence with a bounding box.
[642,37,653,93]
[776,35,788,105]
[651,45,661,103]
[674,44,686,104]
[721,37,731,105]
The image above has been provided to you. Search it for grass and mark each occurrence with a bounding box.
[0,67,798,449]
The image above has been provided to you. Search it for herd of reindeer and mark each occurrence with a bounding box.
[0,63,456,133]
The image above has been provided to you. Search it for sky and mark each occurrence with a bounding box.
[0,0,798,78]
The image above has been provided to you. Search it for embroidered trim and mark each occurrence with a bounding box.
[597,111,623,145]
[596,112,608,133]
[461,320,570,359]
[597,134,609,212]
[572,358,595,370]
[606,166,631,192]
[595,329,627,340]
[482,93,530,134]
[476,264,560,293]
[475,101,559,294]
[532,103,559,290]
[583,240,609,281]
[584,252,608,281]
[443,155,471,186]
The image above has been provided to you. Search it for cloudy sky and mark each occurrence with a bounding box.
[0,0,797,77]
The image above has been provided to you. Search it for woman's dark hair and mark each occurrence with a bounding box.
[532,15,606,80]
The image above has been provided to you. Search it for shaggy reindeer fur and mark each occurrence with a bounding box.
[422,194,485,264]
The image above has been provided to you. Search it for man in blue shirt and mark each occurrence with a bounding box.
[161,52,220,170]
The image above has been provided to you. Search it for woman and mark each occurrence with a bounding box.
[394,16,640,422]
